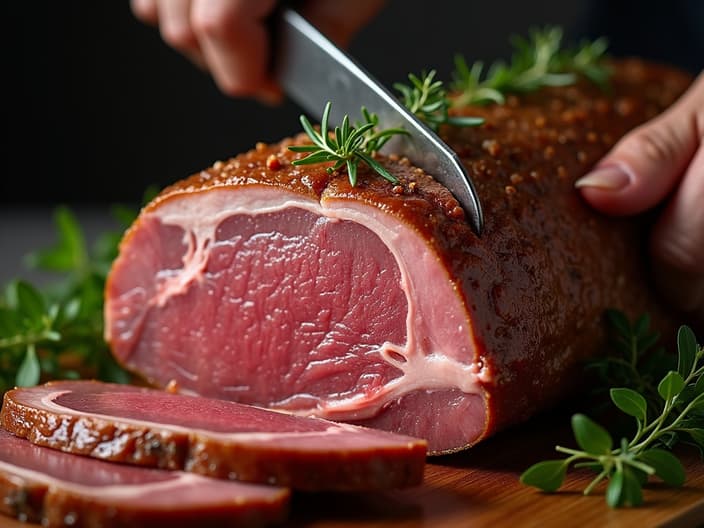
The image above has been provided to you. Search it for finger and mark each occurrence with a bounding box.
[576,74,703,216]
[651,145,704,274]
[131,0,158,25]
[156,0,206,68]
[191,0,277,97]
[303,0,386,47]
[650,144,704,326]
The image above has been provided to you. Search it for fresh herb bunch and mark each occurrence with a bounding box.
[0,198,155,392]
[394,70,484,131]
[588,310,675,419]
[521,322,704,508]
[452,26,610,106]
[290,102,407,186]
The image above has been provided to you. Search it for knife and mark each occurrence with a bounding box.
[273,8,484,236]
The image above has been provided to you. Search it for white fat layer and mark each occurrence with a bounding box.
[142,186,488,420]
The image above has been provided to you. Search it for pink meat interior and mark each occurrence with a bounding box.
[106,194,486,453]
[0,429,285,507]
[110,208,407,409]
[53,390,330,433]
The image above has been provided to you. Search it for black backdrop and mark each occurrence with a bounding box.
[4,0,702,206]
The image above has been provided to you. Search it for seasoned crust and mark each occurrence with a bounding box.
[115,58,692,447]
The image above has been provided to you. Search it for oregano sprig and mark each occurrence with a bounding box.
[521,323,704,508]
[289,102,407,186]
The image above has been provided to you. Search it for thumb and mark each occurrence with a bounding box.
[575,74,702,216]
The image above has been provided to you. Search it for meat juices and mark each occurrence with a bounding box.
[104,60,692,453]
[1,381,426,490]
[0,430,289,528]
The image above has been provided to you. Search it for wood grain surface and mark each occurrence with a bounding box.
[2,406,702,528]
[289,409,704,528]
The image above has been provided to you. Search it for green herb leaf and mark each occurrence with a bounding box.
[522,316,701,508]
[658,371,685,401]
[519,460,567,492]
[290,102,407,187]
[606,467,643,508]
[572,414,613,454]
[605,309,631,337]
[688,429,704,448]
[15,281,46,322]
[452,27,610,107]
[677,325,697,378]
[638,449,686,487]
[395,70,484,130]
[27,207,88,274]
[605,469,624,507]
[16,345,40,387]
[610,388,647,421]
[1,201,139,392]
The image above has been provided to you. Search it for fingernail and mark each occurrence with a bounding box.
[575,165,632,190]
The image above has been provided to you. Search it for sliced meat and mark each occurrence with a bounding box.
[0,429,288,528]
[104,59,692,454]
[1,380,426,490]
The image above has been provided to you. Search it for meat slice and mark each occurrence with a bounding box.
[1,380,426,490]
[0,429,288,528]
[104,59,692,454]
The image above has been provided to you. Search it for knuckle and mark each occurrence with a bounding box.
[160,23,197,49]
[191,2,241,39]
[653,233,704,275]
[130,0,157,23]
[217,76,258,97]
[623,123,682,166]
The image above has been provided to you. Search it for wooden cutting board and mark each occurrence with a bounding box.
[291,411,704,528]
[3,409,703,527]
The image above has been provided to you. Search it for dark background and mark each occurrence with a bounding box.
[3,0,702,207]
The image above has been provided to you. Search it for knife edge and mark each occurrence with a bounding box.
[273,8,483,235]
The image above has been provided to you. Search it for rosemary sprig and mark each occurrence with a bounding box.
[289,102,407,186]
[521,320,704,508]
[452,26,610,106]
[394,70,484,131]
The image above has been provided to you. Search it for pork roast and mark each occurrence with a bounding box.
[105,59,691,454]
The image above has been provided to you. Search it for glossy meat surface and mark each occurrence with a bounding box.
[1,380,427,490]
[105,59,692,453]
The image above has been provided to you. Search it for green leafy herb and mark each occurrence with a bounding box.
[452,26,610,106]
[520,323,704,507]
[289,102,407,186]
[587,311,672,418]
[0,191,158,393]
[394,70,484,131]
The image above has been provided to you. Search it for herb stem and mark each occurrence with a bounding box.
[555,446,586,457]
[0,328,59,349]
[584,468,609,496]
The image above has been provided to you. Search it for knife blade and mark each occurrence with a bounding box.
[273,8,483,236]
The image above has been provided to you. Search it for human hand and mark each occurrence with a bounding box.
[576,73,704,326]
[130,0,385,102]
